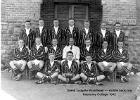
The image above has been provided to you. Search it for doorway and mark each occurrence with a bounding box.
[55,4,88,29]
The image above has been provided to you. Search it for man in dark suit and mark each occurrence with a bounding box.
[19,20,36,50]
[112,41,132,82]
[97,41,116,81]
[58,51,80,83]
[27,37,45,79]
[9,39,29,81]
[64,19,80,46]
[35,19,48,53]
[80,54,105,84]
[48,38,62,60]
[96,22,111,49]
[80,39,96,61]
[79,20,96,48]
[35,53,61,84]
[111,22,125,49]
[49,19,65,48]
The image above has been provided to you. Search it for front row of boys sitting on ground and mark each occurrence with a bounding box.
[9,37,132,84]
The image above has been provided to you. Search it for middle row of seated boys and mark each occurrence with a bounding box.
[9,37,132,84]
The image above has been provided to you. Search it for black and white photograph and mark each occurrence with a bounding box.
[1,0,140,100]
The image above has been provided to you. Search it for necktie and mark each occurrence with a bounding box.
[70,46,72,50]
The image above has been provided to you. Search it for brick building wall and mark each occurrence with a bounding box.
[1,0,140,69]
[1,0,42,65]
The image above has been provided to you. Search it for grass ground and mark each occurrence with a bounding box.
[1,71,140,100]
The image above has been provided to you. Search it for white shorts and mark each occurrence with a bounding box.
[32,59,41,65]
[102,61,109,66]
[12,60,26,65]
[119,62,125,66]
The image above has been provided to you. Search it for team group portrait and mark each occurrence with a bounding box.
[1,0,140,100]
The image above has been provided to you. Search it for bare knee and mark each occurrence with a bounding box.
[27,61,32,69]
[80,73,87,80]
[36,72,44,78]
[98,62,104,71]
[38,61,44,69]
[97,75,105,81]
[9,61,14,66]
[22,60,27,66]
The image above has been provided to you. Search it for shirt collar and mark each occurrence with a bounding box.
[25,28,30,30]
[36,44,42,48]
[86,45,90,48]
[115,29,121,32]
[54,26,59,29]
[68,60,73,62]
[19,46,24,51]
[69,26,74,28]
[101,28,106,31]
[85,27,89,30]
[39,26,43,28]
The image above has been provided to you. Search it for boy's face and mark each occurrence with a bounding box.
[118,42,123,48]
[52,39,58,46]
[103,42,108,49]
[18,40,24,47]
[69,38,74,46]
[86,56,92,63]
[25,22,31,29]
[69,20,74,26]
[67,53,73,60]
[36,38,41,45]
[85,40,91,46]
[84,22,90,28]
[49,54,55,61]
[39,20,44,26]
[101,23,106,29]
[115,24,121,30]
[53,20,59,27]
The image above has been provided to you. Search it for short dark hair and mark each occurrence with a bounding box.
[101,21,107,24]
[69,38,74,42]
[53,19,59,21]
[84,20,89,23]
[52,38,58,41]
[86,54,92,57]
[103,41,108,43]
[85,38,91,42]
[118,41,123,43]
[25,20,31,23]
[114,22,121,25]
[35,37,41,40]
[39,18,44,21]
[67,51,73,55]
[69,18,74,21]
[49,53,55,56]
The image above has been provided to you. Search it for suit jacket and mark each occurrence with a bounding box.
[44,60,61,75]
[19,29,36,50]
[81,62,99,77]
[112,48,129,62]
[97,48,113,62]
[64,27,80,46]
[13,46,29,61]
[48,45,62,60]
[80,45,96,61]
[35,27,49,47]
[79,28,96,48]
[111,30,125,49]
[96,29,111,49]
[29,45,45,60]
[61,60,79,75]
[49,27,65,47]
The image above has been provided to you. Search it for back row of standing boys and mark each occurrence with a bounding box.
[9,18,132,85]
